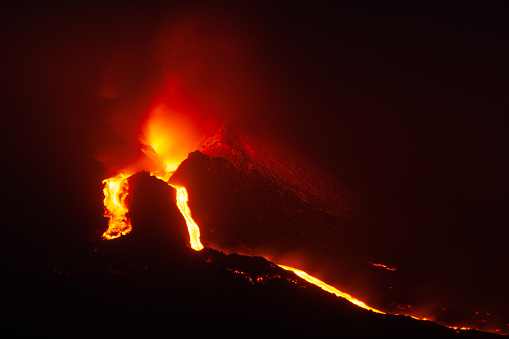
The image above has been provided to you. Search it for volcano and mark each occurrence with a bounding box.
[3,1,508,337]
[3,125,503,337]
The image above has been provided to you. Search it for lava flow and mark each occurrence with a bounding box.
[278,265,384,314]
[101,142,393,318]
[102,173,132,240]
[101,170,203,251]
[101,168,384,313]
[100,147,385,314]
[368,261,397,271]
[171,184,204,251]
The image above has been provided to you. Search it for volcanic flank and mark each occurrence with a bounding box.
[5,165,497,337]
[9,124,497,338]
[169,125,508,334]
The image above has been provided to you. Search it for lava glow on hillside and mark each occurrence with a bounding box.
[101,165,383,314]
[101,147,488,333]
[101,166,387,315]
[93,5,506,334]
[101,108,387,315]
[100,110,487,334]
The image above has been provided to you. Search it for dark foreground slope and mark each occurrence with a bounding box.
[2,172,500,338]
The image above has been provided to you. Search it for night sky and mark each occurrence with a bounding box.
[2,0,508,334]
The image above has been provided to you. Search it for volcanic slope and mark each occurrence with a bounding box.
[3,172,500,338]
[170,124,508,334]
[171,127,410,315]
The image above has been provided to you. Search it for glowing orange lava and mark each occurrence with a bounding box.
[278,264,384,314]
[102,173,132,240]
[101,169,203,251]
[171,185,204,251]
[447,326,472,331]
[368,261,397,271]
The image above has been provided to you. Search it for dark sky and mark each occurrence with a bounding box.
[2,0,508,332]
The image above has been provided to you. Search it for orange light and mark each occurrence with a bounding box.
[102,173,132,240]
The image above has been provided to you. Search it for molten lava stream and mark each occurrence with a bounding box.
[278,265,384,314]
[170,184,204,251]
[102,173,132,240]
